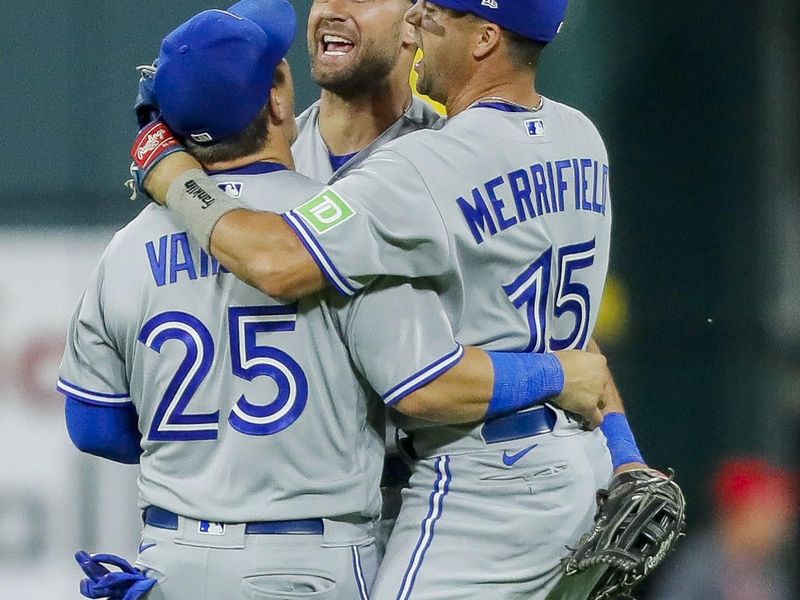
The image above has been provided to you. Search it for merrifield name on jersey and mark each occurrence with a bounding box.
[456,157,610,244]
[145,231,229,287]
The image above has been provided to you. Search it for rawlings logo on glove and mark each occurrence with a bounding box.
[132,121,181,170]
[546,468,687,600]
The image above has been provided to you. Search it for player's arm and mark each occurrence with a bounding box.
[344,280,610,427]
[65,396,141,464]
[58,253,140,462]
[141,150,325,299]
[398,347,609,426]
[587,338,648,472]
[135,129,449,299]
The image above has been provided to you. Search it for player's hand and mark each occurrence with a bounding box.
[128,120,187,203]
[552,350,611,429]
[75,550,157,600]
[134,61,160,129]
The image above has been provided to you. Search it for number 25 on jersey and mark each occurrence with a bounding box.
[137,305,308,442]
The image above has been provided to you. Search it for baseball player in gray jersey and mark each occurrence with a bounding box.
[68,3,614,599]
[290,0,442,548]
[293,0,441,183]
[127,1,651,598]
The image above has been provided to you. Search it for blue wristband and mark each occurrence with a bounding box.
[600,412,644,470]
[485,352,564,420]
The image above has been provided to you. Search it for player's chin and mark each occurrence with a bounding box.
[415,73,435,99]
[312,60,357,85]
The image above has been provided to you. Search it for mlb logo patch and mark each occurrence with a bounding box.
[525,119,545,138]
[198,521,225,535]
[217,182,243,198]
[481,0,498,8]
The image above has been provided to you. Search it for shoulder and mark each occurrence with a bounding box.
[225,171,323,213]
[544,97,606,141]
[295,100,321,132]
[103,204,175,257]
[404,97,445,130]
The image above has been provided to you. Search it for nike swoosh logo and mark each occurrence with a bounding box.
[138,542,156,553]
[502,444,538,466]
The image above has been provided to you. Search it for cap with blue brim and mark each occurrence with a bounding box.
[155,0,296,144]
[429,0,567,43]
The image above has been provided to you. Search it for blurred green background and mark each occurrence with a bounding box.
[1,0,798,597]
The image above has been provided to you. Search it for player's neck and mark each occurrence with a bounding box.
[203,144,295,173]
[445,68,539,117]
[318,78,412,156]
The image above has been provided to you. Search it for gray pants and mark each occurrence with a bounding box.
[135,517,379,600]
[371,427,612,600]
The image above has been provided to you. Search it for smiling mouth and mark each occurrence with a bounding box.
[320,34,355,57]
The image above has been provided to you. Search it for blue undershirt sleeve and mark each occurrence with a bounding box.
[64,396,142,464]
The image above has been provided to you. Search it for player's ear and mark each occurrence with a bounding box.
[473,22,502,60]
[269,60,293,125]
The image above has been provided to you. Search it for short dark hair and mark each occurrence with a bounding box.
[184,104,270,165]
[503,29,546,71]
[183,69,285,165]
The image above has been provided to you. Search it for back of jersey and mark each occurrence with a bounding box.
[397,98,611,352]
[59,166,384,523]
[393,99,611,437]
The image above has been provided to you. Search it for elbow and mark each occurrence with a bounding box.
[64,398,141,464]
[394,389,442,423]
[67,426,117,460]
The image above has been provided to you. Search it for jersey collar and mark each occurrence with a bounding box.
[468,96,545,114]
[206,161,288,176]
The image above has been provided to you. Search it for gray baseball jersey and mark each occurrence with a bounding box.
[282,98,614,598]
[292,95,444,551]
[293,97,442,183]
[58,165,461,524]
[285,97,611,439]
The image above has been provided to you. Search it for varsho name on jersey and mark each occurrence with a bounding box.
[146,232,229,287]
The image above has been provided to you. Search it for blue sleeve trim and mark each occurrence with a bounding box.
[282,211,359,296]
[57,378,131,406]
[65,396,141,464]
[384,345,465,406]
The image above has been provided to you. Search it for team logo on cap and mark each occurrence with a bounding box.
[190,132,214,143]
[481,0,498,8]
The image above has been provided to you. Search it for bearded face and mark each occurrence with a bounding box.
[308,0,409,95]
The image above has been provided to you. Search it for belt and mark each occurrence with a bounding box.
[143,506,324,535]
[407,405,560,459]
[481,405,557,444]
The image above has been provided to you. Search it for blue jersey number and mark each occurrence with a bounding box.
[138,305,307,441]
[227,306,308,436]
[503,239,596,352]
[139,312,219,441]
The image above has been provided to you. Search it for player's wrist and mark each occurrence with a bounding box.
[600,412,645,470]
[166,170,245,252]
[485,352,564,420]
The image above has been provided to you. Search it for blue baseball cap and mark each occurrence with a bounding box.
[155,0,296,144]
[429,0,567,43]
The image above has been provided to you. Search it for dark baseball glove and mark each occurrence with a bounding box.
[561,468,687,600]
